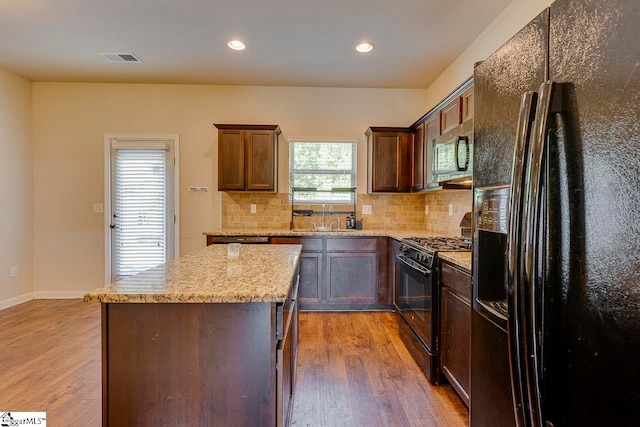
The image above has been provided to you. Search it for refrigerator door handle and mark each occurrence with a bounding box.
[523,81,556,427]
[507,91,537,427]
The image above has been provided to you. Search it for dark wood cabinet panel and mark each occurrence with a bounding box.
[270,236,322,251]
[215,124,280,192]
[271,236,390,310]
[376,237,391,305]
[461,86,474,123]
[245,130,276,191]
[327,253,377,303]
[104,302,279,426]
[390,238,401,307]
[326,237,377,252]
[278,281,298,427]
[411,122,425,191]
[441,288,471,406]
[441,262,471,300]
[218,129,245,190]
[441,97,462,134]
[366,127,411,193]
[440,261,471,407]
[269,237,322,307]
[298,252,322,305]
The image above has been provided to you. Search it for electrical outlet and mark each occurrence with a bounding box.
[425,205,429,216]
[92,203,103,214]
[448,204,453,216]
[250,204,257,214]
[10,266,18,278]
[362,205,372,215]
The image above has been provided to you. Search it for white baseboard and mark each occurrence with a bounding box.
[32,291,87,299]
[0,291,87,311]
[0,293,34,311]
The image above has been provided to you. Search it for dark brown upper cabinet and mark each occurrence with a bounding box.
[215,124,280,192]
[441,96,463,134]
[461,85,474,123]
[411,122,426,191]
[412,111,443,191]
[366,127,412,193]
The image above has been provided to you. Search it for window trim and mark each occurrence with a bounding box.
[288,137,357,204]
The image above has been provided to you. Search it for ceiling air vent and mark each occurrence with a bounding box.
[99,52,142,63]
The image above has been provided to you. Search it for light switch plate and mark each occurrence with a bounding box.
[92,203,104,214]
[250,204,257,214]
[362,205,372,215]
[449,204,453,216]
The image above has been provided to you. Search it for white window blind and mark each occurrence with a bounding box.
[113,148,167,278]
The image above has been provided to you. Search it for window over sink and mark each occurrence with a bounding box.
[289,138,356,204]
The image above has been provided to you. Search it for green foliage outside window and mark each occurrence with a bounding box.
[290,141,356,203]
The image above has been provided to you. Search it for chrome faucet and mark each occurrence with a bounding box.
[312,204,334,231]
[333,217,341,230]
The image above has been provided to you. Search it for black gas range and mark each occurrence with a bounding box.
[399,236,472,269]
[394,235,472,384]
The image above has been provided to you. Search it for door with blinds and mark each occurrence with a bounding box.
[108,137,177,282]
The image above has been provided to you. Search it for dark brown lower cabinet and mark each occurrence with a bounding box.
[271,236,390,310]
[102,276,299,426]
[440,261,471,406]
[327,252,377,304]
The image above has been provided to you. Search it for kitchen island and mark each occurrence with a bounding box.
[84,244,302,427]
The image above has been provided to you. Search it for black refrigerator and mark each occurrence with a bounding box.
[471,0,640,426]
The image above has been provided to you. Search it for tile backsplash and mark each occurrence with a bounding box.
[221,189,472,234]
[424,190,473,236]
[222,193,291,229]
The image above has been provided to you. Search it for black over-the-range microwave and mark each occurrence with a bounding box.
[428,119,473,189]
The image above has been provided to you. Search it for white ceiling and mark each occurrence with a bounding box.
[0,0,512,89]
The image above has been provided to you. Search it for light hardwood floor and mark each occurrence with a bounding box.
[0,300,467,426]
[0,299,101,426]
[291,312,468,427]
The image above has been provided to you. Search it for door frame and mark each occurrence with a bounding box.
[103,134,180,285]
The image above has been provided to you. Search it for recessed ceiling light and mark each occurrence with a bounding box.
[228,40,246,51]
[355,42,374,53]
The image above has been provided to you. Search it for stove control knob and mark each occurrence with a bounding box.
[400,244,408,252]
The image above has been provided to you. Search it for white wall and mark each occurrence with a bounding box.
[0,68,33,307]
[32,83,427,294]
[424,0,551,110]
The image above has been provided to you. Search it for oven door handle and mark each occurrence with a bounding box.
[396,254,431,276]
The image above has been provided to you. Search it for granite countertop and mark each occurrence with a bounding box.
[438,251,472,272]
[203,229,472,270]
[203,229,432,241]
[84,244,301,304]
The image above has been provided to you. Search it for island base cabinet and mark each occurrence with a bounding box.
[102,302,288,427]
